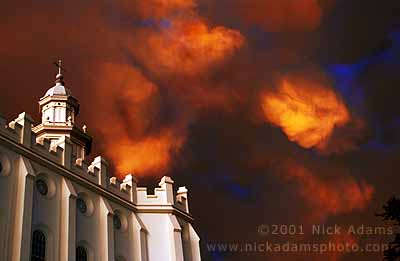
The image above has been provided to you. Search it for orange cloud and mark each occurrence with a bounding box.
[261,78,350,151]
[281,162,374,222]
[89,63,238,178]
[131,17,245,76]
[109,129,184,176]
[86,62,185,178]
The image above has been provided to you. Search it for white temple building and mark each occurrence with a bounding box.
[0,66,201,261]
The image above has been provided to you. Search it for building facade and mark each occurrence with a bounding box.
[0,69,201,261]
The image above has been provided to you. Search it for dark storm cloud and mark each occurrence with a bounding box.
[319,1,400,150]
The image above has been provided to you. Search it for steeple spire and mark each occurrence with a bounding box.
[57,59,62,75]
[54,59,66,85]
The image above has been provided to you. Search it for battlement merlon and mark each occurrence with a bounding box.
[91,156,109,188]
[176,186,189,213]
[122,174,138,203]
[136,176,191,213]
[8,112,35,147]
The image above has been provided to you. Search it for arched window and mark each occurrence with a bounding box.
[31,230,46,261]
[76,246,88,261]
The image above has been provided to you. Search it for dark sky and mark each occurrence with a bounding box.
[1,0,400,260]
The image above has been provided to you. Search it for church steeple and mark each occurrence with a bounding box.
[32,61,92,158]
[40,60,77,124]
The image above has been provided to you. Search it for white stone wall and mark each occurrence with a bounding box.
[0,145,19,260]
[0,112,201,261]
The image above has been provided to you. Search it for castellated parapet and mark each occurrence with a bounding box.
[0,112,192,212]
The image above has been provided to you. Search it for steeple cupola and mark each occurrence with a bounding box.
[39,60,78,124]
[32,61,92,158]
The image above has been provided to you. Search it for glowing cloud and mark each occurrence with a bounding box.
[282,162,374,222]
[261,79,350,150]
[86,62,185,178]
[132,18,245,76]
[127,0,244,76]
[109,129,184,176]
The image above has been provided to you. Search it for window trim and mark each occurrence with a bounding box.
[31,224,54,261]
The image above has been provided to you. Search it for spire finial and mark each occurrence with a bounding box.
[53,59,66,85]
[58,60,62,75]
